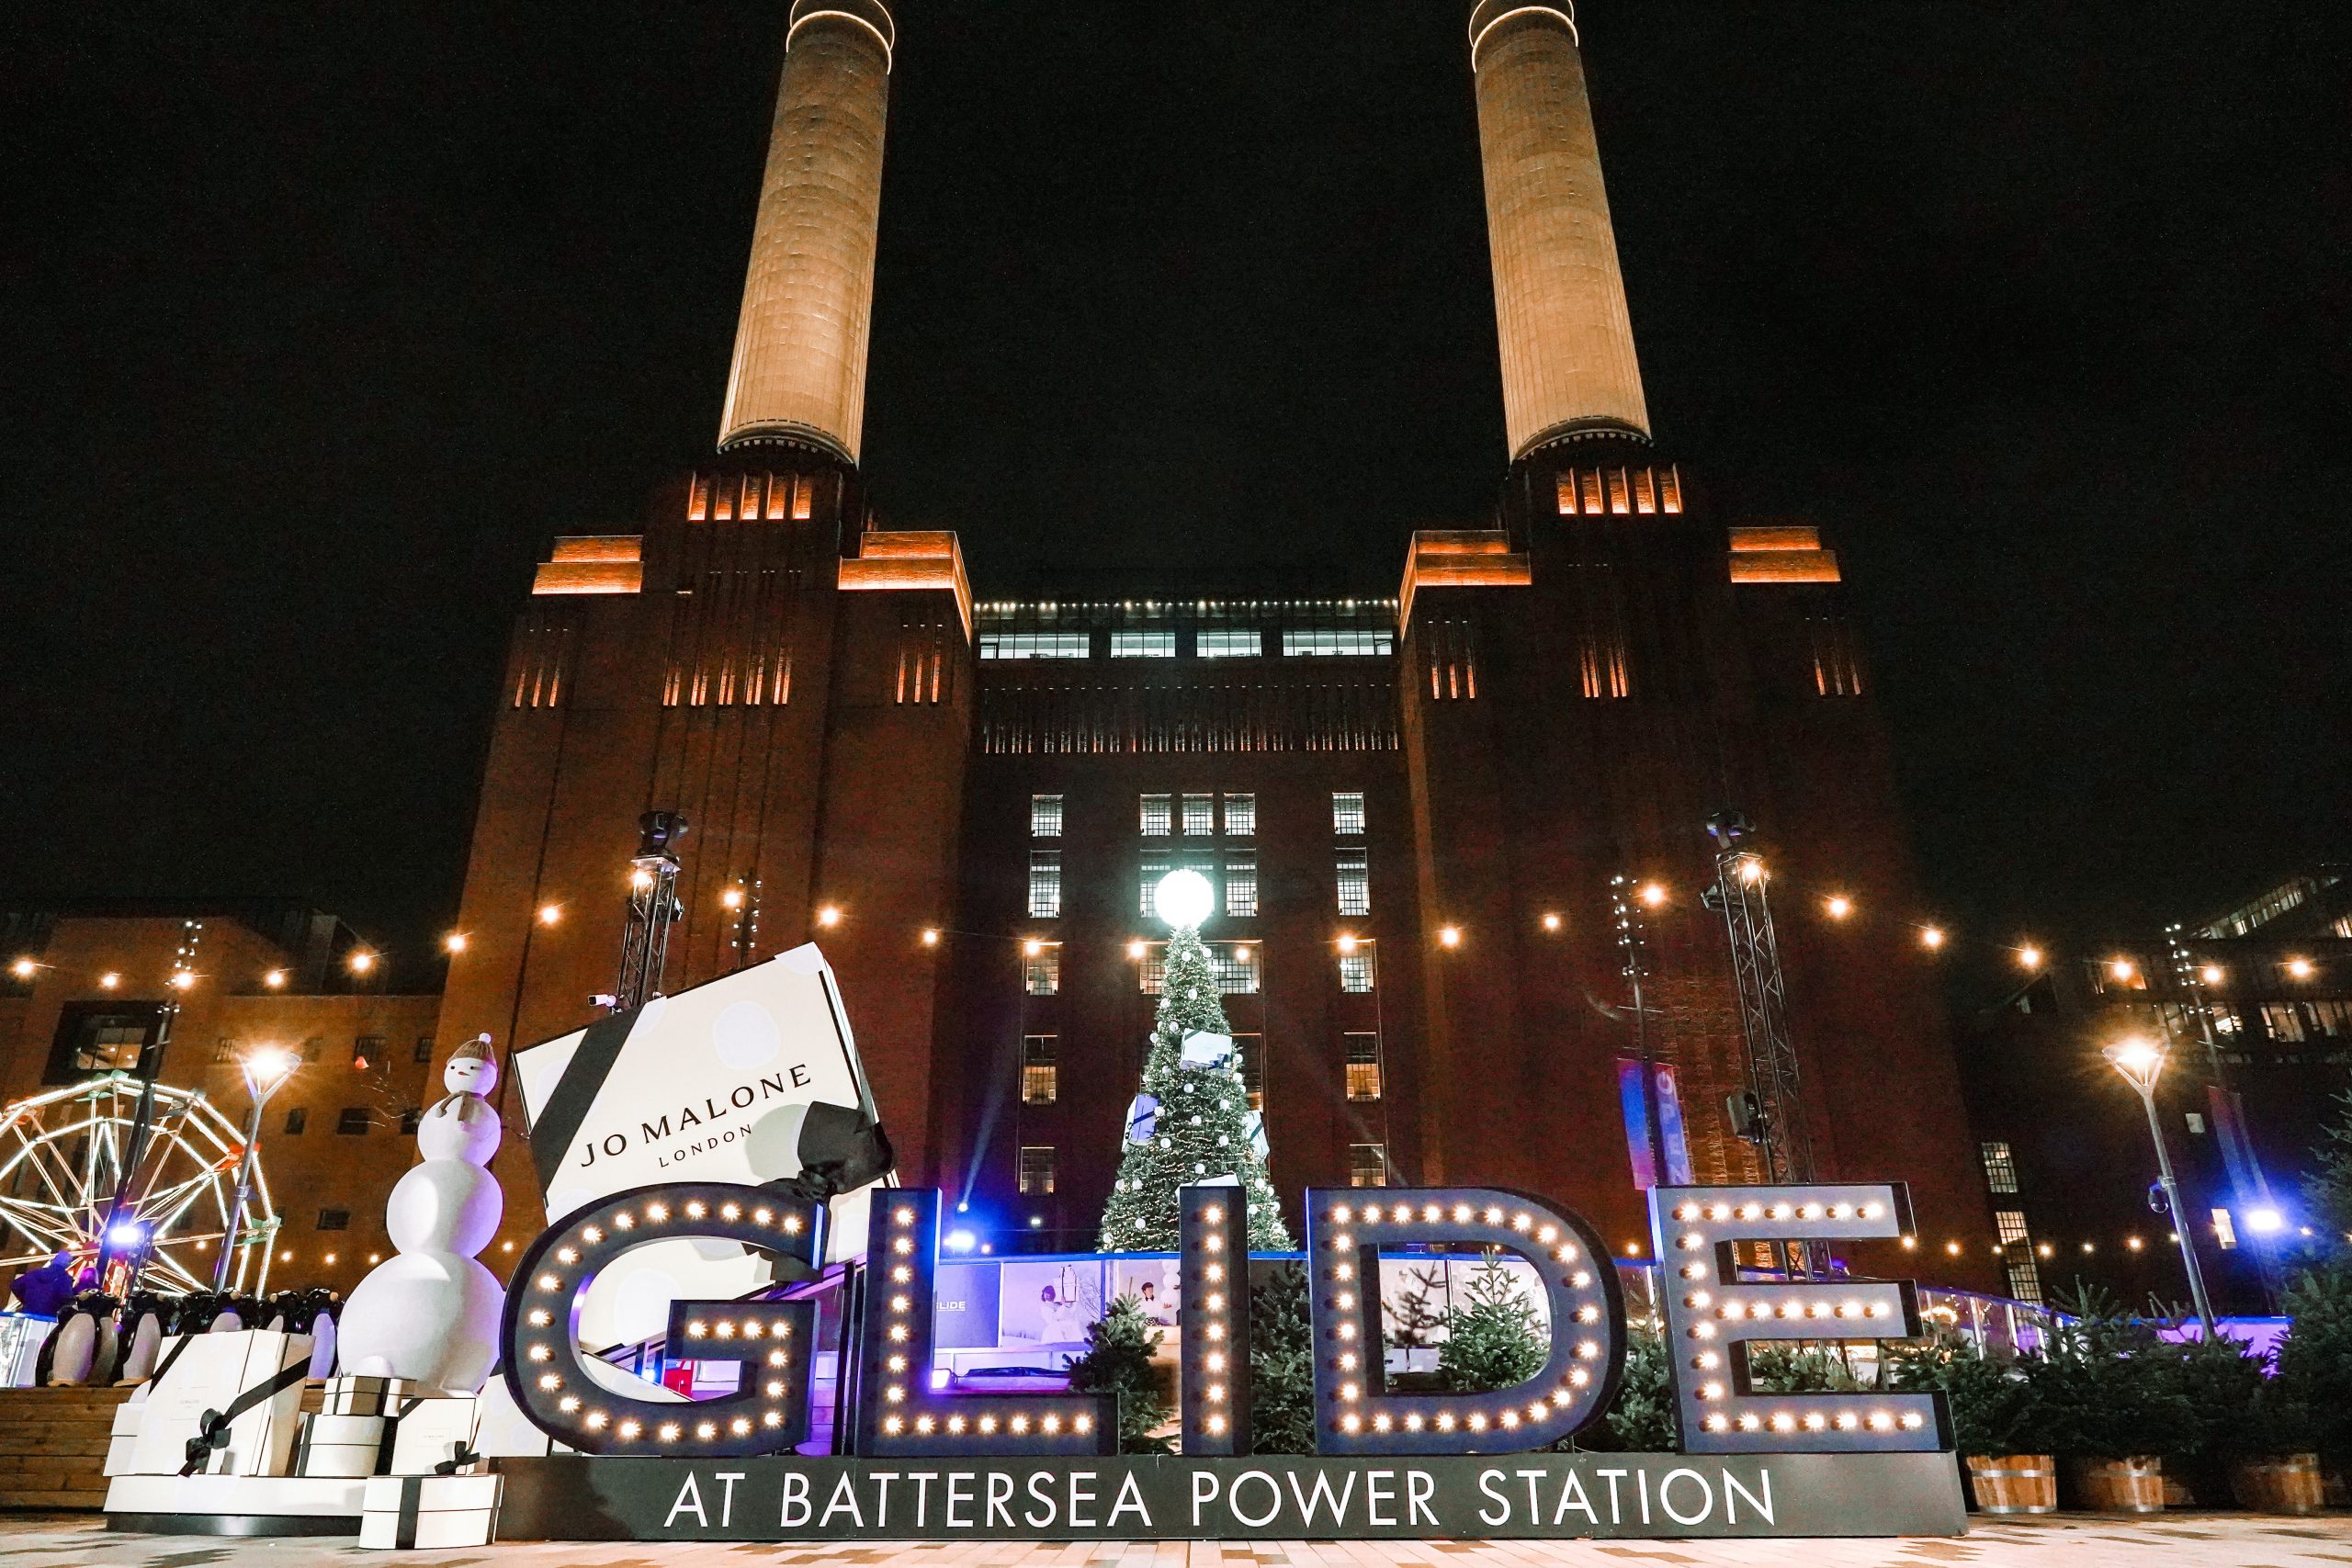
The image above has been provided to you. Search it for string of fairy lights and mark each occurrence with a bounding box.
[10,853,2335,1273]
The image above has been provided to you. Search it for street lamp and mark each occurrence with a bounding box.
[2102,1036,2217,1333]
[214,1046,298,1292]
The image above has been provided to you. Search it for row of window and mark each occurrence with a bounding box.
[214,1035,434,1067]
[1016,940,1377,995]
[1013,1140,1390,1197]
[1029,792,1366,839]
[276,1106,414,1136]
[1017,1032,1383,1107]
[1026,847,1372,921]
[983,629,1394,661]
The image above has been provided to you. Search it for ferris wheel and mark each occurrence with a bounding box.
[0,1076,277,1297]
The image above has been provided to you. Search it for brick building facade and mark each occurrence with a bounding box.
[428,1,1997,1290]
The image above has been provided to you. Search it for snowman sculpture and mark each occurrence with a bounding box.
[337,1035,505,1392]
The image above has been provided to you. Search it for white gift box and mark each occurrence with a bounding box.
[322,1374,416,1418]
[359,1472,503,1551]
[103,1401,146,1477]
[294,1412,391,1478]
[125,1330,313,1479]
[386,1394,481,1476]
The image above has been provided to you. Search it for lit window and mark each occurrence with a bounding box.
[1234,1034,1264,1111]
[212,1037,237,1064]
[283,1107,308,1135]
[353,1034,384,1067]
[2212,1208,2237,1250]
[1182,795,1216,836]
[1340,949,1375,994]
[1285,627,1393,658]
[1199,626,1261,659]
[413,1037,433,1064]
[1138,942,1259,996]
[1024,944,1060,996]
[1336,847,1371,918]
[2184,1112,2207,1135]
[1019,1145,1057,1196]
[1226,851,1258,918]
[1979,1141,2019,1195]
[1110,631,1175,659]
[1344,1034,1383,1102]
[1140,795,1172,837]
[1205,944,1261,996]
[980,631,1090,660]
[2262,1005,2307,1043]
[1139,852,1170,916]
[1223,794,1256,836]
[1021,1038,1057,1105]
[2005,1259,2044,1307]
[1027,852,1061,919]
[1031,795,1063,837]
[1349,1144,1388,1189]
[1994,1210,2030,1247]
[1332,792,1366,835]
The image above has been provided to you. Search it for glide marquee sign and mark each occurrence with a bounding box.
[492,1179,1965,1540]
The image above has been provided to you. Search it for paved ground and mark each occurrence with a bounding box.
[0,1516,2347,1566]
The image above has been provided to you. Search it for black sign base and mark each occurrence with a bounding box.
[492,1453,1967,1541]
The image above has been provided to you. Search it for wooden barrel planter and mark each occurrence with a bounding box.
[2231,1454,2324,1516]
[2068,1456,2166,1514]
[1965,1455,2057,1515]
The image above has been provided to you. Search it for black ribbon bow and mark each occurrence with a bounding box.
[175,1357,311,1475]
[433,1443,482,1476]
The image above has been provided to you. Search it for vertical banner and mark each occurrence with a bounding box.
[1616,1061,1695,1190]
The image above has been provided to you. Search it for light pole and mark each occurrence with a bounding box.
[214,1046,297,1293]
[2104,1036,2218,1334]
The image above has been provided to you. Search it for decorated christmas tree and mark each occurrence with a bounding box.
[1099,871,1292,1251]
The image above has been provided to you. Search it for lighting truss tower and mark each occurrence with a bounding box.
[616,811,688,1012]
[1705,810,1815,1190]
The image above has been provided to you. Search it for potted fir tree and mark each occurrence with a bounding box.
[2033,1290,2191,1514]
[1890,1331,2057,1513]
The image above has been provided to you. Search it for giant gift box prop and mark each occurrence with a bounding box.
[125,1329,313,1478]
[359,1472,503,1551]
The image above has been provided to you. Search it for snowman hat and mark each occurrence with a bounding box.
[447,1033,495,1065]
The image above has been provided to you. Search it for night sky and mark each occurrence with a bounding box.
[6,3,2346,991]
